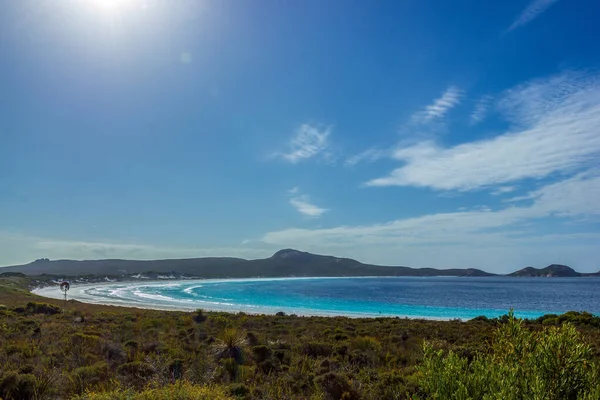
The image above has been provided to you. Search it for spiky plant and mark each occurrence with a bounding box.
[211,329,247,365]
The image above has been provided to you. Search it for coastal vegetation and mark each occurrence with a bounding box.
[1,276,599,399]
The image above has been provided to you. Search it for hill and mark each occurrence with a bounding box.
[0,248,495,278]
[508,264,581,277]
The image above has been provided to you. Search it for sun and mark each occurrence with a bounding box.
[95,0,121,10]
[90,0,132,12]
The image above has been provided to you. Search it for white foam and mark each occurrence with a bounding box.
[31,278,452,320]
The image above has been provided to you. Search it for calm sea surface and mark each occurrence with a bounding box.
[36,276,600,319]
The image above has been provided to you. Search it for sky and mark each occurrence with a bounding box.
[1,0,600,273]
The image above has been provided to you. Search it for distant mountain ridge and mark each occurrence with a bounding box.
[508,264,600,277]
[1,249,598,278]
[1,249,494,278]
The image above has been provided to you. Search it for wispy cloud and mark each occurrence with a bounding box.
[367,72,600,191]
[507,0,560,32]
[491,186,517,196]
[289,195,327,217]
[470,95,493,125]
[0,232,272,267]
[347,86,464,166]
[279,124,331,163]
[263,171,600,272]
[412,86,463,124]
[286,187,328,217]
[345,148,389,166]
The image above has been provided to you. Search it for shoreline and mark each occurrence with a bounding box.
[31,276,593,321]
[32,278,457,320]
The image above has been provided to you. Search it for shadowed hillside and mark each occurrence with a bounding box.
[1,249,495,277]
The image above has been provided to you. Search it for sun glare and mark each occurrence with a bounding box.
[93,0,120,10]
[90,0,138,13]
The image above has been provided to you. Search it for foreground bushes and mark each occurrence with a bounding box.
[419,311,600,400]
[2,276,600,400]
[75,381,234,400]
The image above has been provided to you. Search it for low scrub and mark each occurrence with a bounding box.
[75,381,234,400]
[2,276,600,400]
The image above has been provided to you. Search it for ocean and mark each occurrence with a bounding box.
[34,276,600,320]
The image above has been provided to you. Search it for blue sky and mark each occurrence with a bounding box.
[1,0,600,273]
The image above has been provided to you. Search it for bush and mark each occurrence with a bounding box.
[228,383,250,398]
[245,332,259,346]
[26,302,62,315]
[101,341,126,365]
[169,359,185,380]
[315,372,359,400]
[419,311,600,400]
[71,361,109,395]
[301,342,334,358]
[542,317,559,325]
[251,345,271,363]
[116,361,154,378]
[371,371,415,400]
[0,371,36,400]
[351,336,380,352]
[74,381,234,399]
[471,315,490,323]
[192,309,207,324]
[71,332,101,348]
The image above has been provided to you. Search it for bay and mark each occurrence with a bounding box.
[34,276,600,320]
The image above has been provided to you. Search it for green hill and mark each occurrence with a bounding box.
[0,248,495,278]
[508,264,581,277]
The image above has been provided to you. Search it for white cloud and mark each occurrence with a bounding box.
[525,170,600,217]
[345,148,389,166]
[279,124,331,163]
[263,172,600,272]
[347,86,463,167]
[507,0,560,32]
[491,186,517,196]
[412,86,463,124]
[470,95,492,124]
[367,72,600,191]
[287,186,299,195]
[0,232,274,267]
[289,195,327,217]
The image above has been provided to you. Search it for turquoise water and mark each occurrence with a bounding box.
[38,276,600,319]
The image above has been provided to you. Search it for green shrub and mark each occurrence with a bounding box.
[0,371,36,400]
[228,383,250,398]
[116,361,154,378]
[75,381,234,399]
[543,317,559,325]
[168,359,185,380]
[71,361,109,395]
[192,309,207,324]
[212,329,247,365]
[245,332,259,346]
[301,342,334,358]
[333,333,349,341]
[25,302,62,315]
[371,371,415,400]
[251,345,271,363]
[419,311,600,400]
[351,336,380,352]
[315,372,359,400]
[71,332,101,348]
[100,340,126,364]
